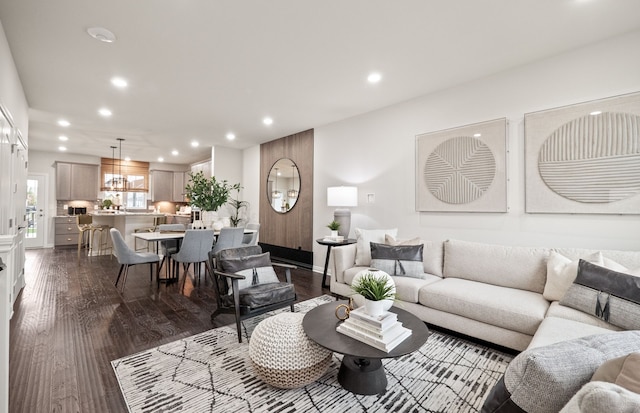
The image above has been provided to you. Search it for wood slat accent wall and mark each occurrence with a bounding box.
[259,130,314,252]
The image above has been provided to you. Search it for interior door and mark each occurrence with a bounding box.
[25,174,46,249]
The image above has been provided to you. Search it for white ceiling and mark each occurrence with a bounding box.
[1,0,640,164]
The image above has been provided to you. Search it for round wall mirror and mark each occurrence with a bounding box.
[267,158,300,213]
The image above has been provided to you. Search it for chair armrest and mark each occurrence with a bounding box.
[332,243,357,284]
[214,270,246,280]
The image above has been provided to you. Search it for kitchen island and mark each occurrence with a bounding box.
[90,211,166,253]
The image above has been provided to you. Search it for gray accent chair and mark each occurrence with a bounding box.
[110,228,161,292]
[171,229,216,290]
[209,245,297,342]
[241,222,260,246]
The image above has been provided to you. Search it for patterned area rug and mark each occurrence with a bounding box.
[112,295,513,413]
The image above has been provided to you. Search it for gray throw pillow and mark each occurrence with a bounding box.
[560,260,640,330]
[219,252,279,292]
[370,242,424,278]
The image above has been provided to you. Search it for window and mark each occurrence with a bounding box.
[101,158,149,192]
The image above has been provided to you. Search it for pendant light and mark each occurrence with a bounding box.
[272,168,282,199]
[117,138,125,191]
[110,145,117,190]
[287,164,298,199]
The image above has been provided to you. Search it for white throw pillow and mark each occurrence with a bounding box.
[543,251,603,302]
[354,228,398,266]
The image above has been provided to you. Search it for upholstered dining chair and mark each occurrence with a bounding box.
[171,229,216,290]
[109,228,161,292]
[241,222,260,246]
[156,223,185,278]
[212,227,245,255]
[209,245,297,342]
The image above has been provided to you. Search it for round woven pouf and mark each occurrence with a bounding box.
[249,312,332,389]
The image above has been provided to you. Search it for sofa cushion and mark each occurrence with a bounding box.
[391,274,441,303]
[386,235,444,277]
[592,352,640,394]
[482,331,640,413]
[543,251,603,302]
[370,242,424,278]
[561,260,640,330]
[559,381,640,413]
[419,278,548,336]
[545,302,622,331]
[527,316,615,350]
[443,239,549,293]
[354,228,397,266]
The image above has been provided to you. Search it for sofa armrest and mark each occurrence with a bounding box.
[331,243,357,285]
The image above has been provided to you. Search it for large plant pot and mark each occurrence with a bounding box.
[201,210,218,229]
[364,299,385,318]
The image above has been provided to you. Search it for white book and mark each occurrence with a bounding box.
[337,324,412,353]
[343,317,403,339]
[348,306,398,330]
[340,320,406,343]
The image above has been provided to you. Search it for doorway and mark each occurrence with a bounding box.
[25,174,46,249]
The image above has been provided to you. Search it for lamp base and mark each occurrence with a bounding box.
[333,209,351,238]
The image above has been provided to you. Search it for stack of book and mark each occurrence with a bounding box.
[336,306,412,352]
[322,235,344,242]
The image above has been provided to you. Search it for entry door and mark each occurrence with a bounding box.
[25,174,46,249]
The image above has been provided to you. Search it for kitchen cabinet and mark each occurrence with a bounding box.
[56,162,99,201]
[54,216,79,247]
[151,170,188,202]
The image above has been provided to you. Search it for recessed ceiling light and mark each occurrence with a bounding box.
[367,72,382,83]
[171,150,179,156]
[226,133,236,141]
[58,119,70,127]
[158,157,164,162]
[58,135,68,141]
[124,156,131,161]
[473,133,482,137]
[87,27,116,43]
[590,110,602,116]
[263,117,273,126]
[98,108,112,117]
[191,140,199,147]
[111,77,128,89]
[58,146,67,151]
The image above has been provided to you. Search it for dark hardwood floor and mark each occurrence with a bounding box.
[10,247,330,412]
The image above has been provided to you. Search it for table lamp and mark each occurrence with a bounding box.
[327,186,358,238]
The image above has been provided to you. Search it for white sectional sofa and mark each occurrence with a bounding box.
[330,238,640,352]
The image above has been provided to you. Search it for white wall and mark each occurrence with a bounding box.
[312,30,640,272]
[242,145,261,225]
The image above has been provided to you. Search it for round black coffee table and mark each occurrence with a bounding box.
[302,300,430,395]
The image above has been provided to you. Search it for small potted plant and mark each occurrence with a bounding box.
[351,272,395,317]
[327,220,340,237]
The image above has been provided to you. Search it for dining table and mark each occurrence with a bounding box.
[132,229,257,283]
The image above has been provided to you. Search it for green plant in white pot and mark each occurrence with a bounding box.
[184,171,241,227]
[327,220,340,237]
[351,272,396,317]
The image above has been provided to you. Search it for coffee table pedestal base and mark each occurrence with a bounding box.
[338,356,387,395]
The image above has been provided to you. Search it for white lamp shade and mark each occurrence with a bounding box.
[327,186,358,207]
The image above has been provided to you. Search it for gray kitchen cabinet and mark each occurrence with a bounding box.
[56,162,99,201]
[151,170,173,201]
[172,172,187,202]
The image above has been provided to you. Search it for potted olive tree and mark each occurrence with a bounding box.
[351,272,396,317]
[184,171,241,227]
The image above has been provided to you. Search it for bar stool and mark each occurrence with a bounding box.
[77,214,93,257]
[89,225,112,256]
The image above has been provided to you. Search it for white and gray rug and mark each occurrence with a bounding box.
[112,295,513,413]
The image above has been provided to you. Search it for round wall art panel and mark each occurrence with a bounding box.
[538,112,640,204]
[424,136,496,204]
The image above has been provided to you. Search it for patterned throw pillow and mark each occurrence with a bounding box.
[370,242,425,278]
[219,252,280,292]
[560,260,640,330]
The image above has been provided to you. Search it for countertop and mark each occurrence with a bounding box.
[89,211,166,216]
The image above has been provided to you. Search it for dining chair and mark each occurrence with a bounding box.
[171,229,216,290]
[241,223,260,246]
[109,228,161,292]
[212,227,245,255]
[157,223,185,278]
